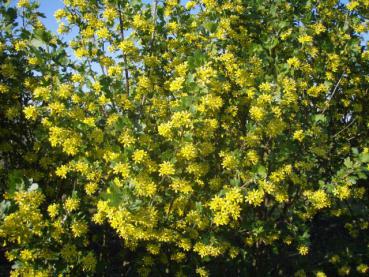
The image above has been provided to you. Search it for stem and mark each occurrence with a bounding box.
[321,71,345,114]
[117,4,130,94]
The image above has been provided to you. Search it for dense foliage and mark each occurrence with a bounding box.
[1,0,369,276]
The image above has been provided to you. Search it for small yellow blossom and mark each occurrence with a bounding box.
[17,0,30,8]
[169,77,185,92]
[65,197,80,212]
[179,143,197,160]
[245,189,265,206]
[298,245,309,255]
[298,34,313,44]
[23,106,38,120]
[159,161,175,176]
[250,106,265,121]
[56,165,68,178]
[132,149,147,163]
[71,221,88,237]
[96,27,110,39]
[287,57,301,68]
[47,203,59,218]
[293,130,305,142]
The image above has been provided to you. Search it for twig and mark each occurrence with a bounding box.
[117,4,130,94]
[332,118,356,138]
[321,72,345,114]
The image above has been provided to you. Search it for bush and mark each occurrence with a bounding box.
[1,0,369,276]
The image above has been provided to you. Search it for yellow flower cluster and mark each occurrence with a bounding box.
[159,161,176,176]
[209,188,243,226]
[245,189,265,207]
[193,242,223,258]
[304,190,330,210]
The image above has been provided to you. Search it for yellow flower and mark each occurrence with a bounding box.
[55,165,68,178]
[293,130,305,142]
[103,7,118,22]
[313,23,326,34]
[158,122,173,138]
[298,34,313,44]
[347,1,359,11]
[287,57,301,68]
[118,131,136,147]
[134,180,157,197]
[169,77,185,92]
[23,106,38,120]
[298,245,309,255]
[85,182,98,195]
[249,106,265,121]
[305,190,330,209]
[245,189,265,207]
[357,264,369,274]
[159,161,175,176]
[221,152,237,170]
[17,0,30,8]
[71,220,88,237]
[246,150,259,165]
[132,149,147,163]
[179,143,197,160]
[96,27,110,39]
[82,252,97,272]
[0,84,9,94]
[72,73,83,83]
[333,185,350,200]
[196,267,209,277]
[54,9,66,21]
[113,162,130,178]
[170,179,193,194]
[65,197,80,212]
[28,57,38,65]
[20,249,34,261]
[47,203,59,218]
[259,82,272,93]
[186,1,196,10]
[280,28,292,40]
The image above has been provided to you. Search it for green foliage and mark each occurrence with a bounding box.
[1,0,369,276]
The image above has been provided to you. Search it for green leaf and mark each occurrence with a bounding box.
[7,170,25,195]
[313,114,326,123]
[230,178,240,186]
[359,153,369,163]
[257,165,267,178]
[344,158,353,168]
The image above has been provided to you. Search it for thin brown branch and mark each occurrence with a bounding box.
[117,4,130,94]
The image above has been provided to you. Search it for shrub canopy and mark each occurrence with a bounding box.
[1,0,369,276]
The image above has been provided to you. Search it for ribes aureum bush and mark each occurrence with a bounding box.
[1,0,369,276]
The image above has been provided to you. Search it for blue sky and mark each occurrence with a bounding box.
[38,0,64,33]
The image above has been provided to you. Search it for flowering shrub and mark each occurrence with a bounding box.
[1,0,369,276]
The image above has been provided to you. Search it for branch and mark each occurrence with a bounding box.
[117,4,130,94]
[333,118,356,139]
[321,71,345,114]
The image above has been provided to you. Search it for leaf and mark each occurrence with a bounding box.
[7,170,24,195]
[359,153,369,163]
[257,165,267,178]
[230,178,240,186]
[0,200,11,220]
[29,38,45,48]
[314,114,326,123]
[344,158,353,168]
[351,147,359,155]
[188,50,206,69]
